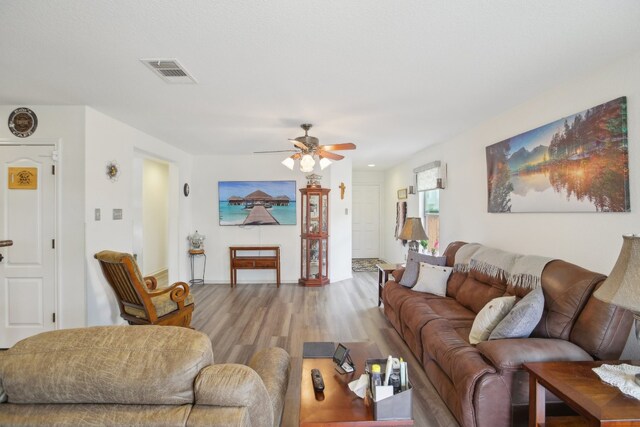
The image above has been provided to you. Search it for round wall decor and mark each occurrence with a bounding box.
[183,183,190,197]
[106,161,120,182]
[8,107,38,138]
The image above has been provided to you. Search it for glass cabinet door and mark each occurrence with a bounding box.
[309,193,319,234]
[321,194,328,233]
[299,188,330,286]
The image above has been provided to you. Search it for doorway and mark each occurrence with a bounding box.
[133,156,170,286]
[0,144,57,347]
[352,184,380,259]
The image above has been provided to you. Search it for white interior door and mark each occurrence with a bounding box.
[352,185,380,258]
[0,145,56,348]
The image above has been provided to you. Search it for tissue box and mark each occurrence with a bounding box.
[365,358,413,421]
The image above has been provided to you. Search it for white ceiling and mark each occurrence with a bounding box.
[1,1,639,170]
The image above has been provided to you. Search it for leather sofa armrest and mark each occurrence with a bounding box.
[392,268,405,282]
[249,347,290,427]
[476,338,593,371]
[194,364,273,427]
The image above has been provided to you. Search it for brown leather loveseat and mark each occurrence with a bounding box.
[382,241,632,427]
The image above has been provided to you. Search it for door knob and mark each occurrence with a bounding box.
[0,253,3,262]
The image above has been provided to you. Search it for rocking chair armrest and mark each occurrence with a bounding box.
[143,275,158,290]
[146,281,190,304]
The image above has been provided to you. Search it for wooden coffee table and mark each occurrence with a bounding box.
[299,342,413,426]
[524,360,640,426]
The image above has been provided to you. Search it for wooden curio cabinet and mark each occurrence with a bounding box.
[299,186,330,286]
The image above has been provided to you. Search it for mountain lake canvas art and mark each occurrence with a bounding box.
[485,97,629,213]
[218,180,297,225]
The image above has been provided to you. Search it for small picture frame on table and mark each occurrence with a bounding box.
[397,188,408,200]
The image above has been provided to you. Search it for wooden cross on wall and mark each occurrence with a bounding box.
[339,182,346,200]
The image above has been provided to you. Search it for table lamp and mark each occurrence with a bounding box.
[398,217,427,253]
[593,234,640,385]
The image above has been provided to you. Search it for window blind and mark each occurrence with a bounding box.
[414,161,445,191]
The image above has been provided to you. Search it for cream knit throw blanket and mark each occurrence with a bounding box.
[453,243,554,289]
[593,364,640,400]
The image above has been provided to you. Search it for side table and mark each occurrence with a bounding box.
[188,249,206,286]
[524,360,640,426]
[376,263,401,307]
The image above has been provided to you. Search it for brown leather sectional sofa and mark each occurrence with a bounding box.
[382,241,632,427]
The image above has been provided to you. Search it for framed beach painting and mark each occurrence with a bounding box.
[486,97,629,213]
[218,180,297,225]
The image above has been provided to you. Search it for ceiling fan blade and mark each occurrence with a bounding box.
[317,150,344,160]
[253,149,298,154]
[318,143,356,151]
[288,138,309,150]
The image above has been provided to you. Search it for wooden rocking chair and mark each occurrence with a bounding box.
[94,250,194,328]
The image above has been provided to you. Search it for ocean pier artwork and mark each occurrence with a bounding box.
[485,97,628,213]
[218,181,297,225]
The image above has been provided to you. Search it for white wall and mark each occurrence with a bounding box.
[85,107,193,325]
[383,50,640,277]
[0,105,86,331]
[191,154,352,284]
[142,159,169,275]
[329,158,353,282]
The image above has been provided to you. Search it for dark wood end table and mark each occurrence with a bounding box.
[300,342,414,426]
[524,360,640,426]
[376,263,402,307]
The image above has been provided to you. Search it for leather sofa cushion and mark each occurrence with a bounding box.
[570,282,633,360]
[454,275,508,314]
[476,338,593,371]
[0,326,213,405]
[124,292,195,319]
[532,260,604,340]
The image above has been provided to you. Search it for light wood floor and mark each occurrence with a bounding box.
[190,272,459,427]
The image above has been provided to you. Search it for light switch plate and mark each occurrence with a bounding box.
[95,208,101,221]
[113,209,123,220]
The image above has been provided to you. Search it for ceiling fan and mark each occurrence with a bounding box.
[254,123,356,172]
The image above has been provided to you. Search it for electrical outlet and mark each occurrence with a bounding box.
[345,208,349,215]
[95,208,101,221]
[113,209,123,220]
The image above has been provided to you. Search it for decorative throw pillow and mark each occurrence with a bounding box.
[399,251,447,287]
[469,296,516,344]
[412,263,452,296]
[489,287,544,340]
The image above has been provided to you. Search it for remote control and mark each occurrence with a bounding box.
[311,369,325,392]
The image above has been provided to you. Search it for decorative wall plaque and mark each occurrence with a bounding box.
[8,167,38,189]
[8,108,38,138]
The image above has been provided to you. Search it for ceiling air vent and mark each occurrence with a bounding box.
[140,58,197,84]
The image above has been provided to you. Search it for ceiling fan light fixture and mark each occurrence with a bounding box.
[319,157,332,170]
[281,157,295,170]
[300,154,315,172]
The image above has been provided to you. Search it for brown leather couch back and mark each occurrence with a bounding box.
[441,241,632,360]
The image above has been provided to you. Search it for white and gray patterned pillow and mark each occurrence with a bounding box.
[489,287,545,340]
[399,251,447,287]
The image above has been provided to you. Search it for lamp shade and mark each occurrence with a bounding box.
[300,154,315,172]
[594,234,640,312]
[398,217,427,241]
[281,157,294,170]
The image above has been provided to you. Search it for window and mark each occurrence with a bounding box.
[419,190,440,255]
[414,161,445,255]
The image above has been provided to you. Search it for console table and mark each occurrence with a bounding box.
[229,245,280,288]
